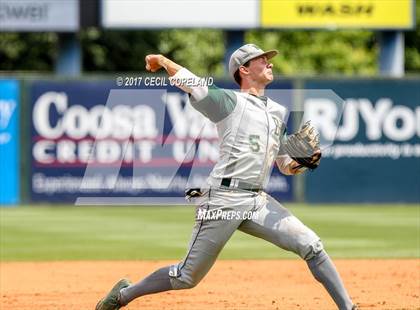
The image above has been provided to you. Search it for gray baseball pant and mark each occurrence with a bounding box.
[120,188,353,309]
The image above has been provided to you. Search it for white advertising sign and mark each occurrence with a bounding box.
[101,0,258,28]
[0,0,79,31]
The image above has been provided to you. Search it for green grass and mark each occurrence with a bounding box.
[0,204,419,261]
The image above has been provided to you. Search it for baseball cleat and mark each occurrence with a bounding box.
[95,278,131,310]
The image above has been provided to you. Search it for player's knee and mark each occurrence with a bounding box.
[168,265,201,290]
[301,239,324,261]
[170,276,200,290]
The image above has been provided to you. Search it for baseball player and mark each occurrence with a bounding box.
[96,44,357,310]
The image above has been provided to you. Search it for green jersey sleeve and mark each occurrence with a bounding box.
[189,85,237,123]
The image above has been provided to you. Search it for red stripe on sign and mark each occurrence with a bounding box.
[33,158,215,168]
[32,135,219,143]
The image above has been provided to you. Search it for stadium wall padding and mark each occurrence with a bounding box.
[4,76,420,205]
[0,79,20,205]
[303,79,420,203]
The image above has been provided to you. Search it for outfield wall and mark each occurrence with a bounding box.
[1,76,419,205]
[304,79,420,203]
[0,80,20,205]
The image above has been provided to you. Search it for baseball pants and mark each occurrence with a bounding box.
[169,188,322,289]
[120,187,354,309]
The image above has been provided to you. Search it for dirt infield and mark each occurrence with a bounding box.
[1,259,419,310]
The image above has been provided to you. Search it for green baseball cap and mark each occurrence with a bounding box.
[228,44,278,80]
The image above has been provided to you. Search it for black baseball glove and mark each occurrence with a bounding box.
[281,121,321,170]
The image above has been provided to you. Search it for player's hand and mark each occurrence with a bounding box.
[145,54,164,72]
[289,160,305,174]
[309,149,322,166]
[290,150,321,174]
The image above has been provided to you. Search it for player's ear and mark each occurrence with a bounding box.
[239,66,249,76]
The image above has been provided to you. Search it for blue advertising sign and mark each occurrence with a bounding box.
[304,79,420,203]
[30,79,293,203]
[0,80,20,205]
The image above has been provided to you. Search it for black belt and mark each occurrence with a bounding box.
[185,188,203,199]
[221,178,261,193]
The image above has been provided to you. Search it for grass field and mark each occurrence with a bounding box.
[1,204,419,261]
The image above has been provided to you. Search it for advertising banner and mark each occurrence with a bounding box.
[101,0,414,30]
[304,79,420,203]
[261,0,414,29]
[0,0,79,31]
[0,80,20,205]
[30,80,293,204]
[101,0,258,28]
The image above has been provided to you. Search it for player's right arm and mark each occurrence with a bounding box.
[145,54,236,123]
[145,54,182,76]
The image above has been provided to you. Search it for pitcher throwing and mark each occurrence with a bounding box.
[96,44,357,310]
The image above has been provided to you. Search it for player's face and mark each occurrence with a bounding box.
[247,56,274,85]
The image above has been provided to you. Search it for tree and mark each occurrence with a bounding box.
[0,33,57,71]
[246,30,378,76]
[0,5,418,75]
[404,0,420,73]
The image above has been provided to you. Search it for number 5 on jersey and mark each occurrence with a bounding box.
[249,134,260,152]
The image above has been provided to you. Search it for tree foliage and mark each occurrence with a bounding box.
[157,30,225,77]
[0,1,419,76]
[81,29,225,75]
[0,32,57,71]
[246,30,378,76]
[81,29,161,72]
[404,1,420,73]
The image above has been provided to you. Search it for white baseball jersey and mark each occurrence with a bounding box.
[165,70,326,300]
[170,68,295,190]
